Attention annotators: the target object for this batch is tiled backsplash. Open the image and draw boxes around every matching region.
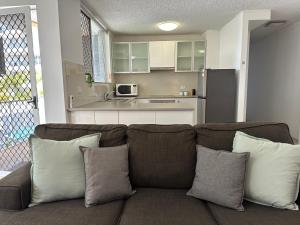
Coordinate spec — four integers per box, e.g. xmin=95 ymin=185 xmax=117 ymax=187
xmin=64 ymin=61 xmax=114 ymax=107
xmin=64 ymin=61 xmax=198 ymax=107
xmin=114 ymin=70 xmax=198 ymax=96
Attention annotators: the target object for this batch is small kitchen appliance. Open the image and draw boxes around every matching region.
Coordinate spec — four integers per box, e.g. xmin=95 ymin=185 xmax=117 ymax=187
xmin=116 ymin=84 xmax=138 ymax=96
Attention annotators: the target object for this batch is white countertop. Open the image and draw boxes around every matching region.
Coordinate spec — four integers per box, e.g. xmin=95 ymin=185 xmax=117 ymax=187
xmin=68 ymin=101 xmax=195 ymax=112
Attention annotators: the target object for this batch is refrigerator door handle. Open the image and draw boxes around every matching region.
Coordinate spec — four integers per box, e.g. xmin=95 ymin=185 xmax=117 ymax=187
xmin=203 ymin=69 xmax=207 ymax=98
xmin=201 ymin=99 xmax=206 ymax=124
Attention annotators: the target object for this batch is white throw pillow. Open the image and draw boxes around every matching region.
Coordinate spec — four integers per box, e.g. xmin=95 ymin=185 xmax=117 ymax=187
xmin=30 ymin=133 xmax=101 ymax=206
xmin=233 ymin=131 xmax=300 ymax=210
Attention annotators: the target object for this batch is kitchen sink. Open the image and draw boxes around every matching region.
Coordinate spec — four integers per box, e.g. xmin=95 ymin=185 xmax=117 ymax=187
xmin=105 ymin=98 xmax=134 ymax=103
xmin=131 ymin=99 xmax=179 ymax=104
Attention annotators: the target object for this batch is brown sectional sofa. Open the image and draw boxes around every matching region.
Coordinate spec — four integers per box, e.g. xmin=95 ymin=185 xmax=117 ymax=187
xmin=0 ymin=122 xmax=299 ymax=225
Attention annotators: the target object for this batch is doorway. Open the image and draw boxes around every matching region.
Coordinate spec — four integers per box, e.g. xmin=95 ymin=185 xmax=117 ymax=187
xmin=0 ymin=6 xmax=40 ymax=171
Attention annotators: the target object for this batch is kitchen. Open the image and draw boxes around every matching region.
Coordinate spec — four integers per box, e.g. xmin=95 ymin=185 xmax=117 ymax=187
xmin=67 ymin=32 xmax=237 ymax=125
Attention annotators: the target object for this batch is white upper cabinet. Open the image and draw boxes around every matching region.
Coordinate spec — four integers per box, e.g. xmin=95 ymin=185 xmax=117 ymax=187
xmin=112 ymin=42 xmax=150 ymax=73
xmin=193 ymin=41 xmax=206 ymax=71
xmin=149 ymin=41 xmax=175 ymax=69
xmin=175 ymin=41 xmax=206 ymax=72
xmin=112 ymin=43 xmax=130 ymax=73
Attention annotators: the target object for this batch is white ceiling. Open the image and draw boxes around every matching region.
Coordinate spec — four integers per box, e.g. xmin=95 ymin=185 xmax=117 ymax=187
xmin=84 ymin=0 xmax=300 ymax=35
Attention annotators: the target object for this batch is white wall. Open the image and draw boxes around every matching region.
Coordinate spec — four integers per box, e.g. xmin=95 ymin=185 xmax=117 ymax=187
xmin=1 ymin=0 xmax=67 ymax=123
xmin=219 ymin=13 xmax=243 ymax=69
xmin=247 ymin=21 xmax=300 ymax=140
xmin=58 ymin=0 xmax=83 ymax=64
xmin=219 ymin=10 xmax=271 ymax=122
xmin=200 ymin=30 xmax=220 ymax=69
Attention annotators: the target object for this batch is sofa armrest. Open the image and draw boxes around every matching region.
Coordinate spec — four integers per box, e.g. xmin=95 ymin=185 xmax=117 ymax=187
xmin=0 ymin=162 xmax=31 ymax=211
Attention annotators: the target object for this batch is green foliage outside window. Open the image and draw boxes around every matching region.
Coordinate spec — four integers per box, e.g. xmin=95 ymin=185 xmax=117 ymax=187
xmin=0 ymin=73 xmax=31 ymax=102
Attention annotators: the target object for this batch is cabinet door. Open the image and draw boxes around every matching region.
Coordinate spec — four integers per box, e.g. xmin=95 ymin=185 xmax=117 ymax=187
xmin=149 ymin=41 xmax=175 ymax=68
xmin=193 ymin=41 xmax=205 ymax=71
xmin=175 ymin=98 xmax=197 ymax=106
xmin=131 ymin=42 xmax=149 ymax=73
xmin=112 ymin=43 xmax=130 ymax=73
xmin=119 ymin=111 xmax=155 ymax=125
xmin=95 ymin=111 xmax=118 ymax=124
xmin=155 ymin=111 xmax=195 ymax=125
xmin=71 ymin=111 xmax=95 ymax=124
xmin=176 ymin=41 xmax=192 ymax=72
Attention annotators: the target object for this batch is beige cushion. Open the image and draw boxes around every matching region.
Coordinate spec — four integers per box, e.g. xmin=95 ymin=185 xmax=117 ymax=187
xmin=233 ymin=131 xmax=300 ymax=210
xmin=80 ymin=145 xmax=134 ymax=207
xmin=30 ymin=133 xmax=101 ymax=206
xmin=187 ymin=145 xmax=249 ymax=211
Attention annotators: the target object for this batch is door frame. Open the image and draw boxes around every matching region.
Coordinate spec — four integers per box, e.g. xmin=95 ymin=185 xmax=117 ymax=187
xmin=0 ymin=6 xmax=40 ymax=125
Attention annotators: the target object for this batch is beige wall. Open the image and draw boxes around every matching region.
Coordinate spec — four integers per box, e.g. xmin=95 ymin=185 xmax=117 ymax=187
xmin=113 ymin=34 xmax=201 ymax=96
xmin=115 ymin=71 xmax=198 ymax=96
xmin=64 ymin=61 xmax=114 ymax=110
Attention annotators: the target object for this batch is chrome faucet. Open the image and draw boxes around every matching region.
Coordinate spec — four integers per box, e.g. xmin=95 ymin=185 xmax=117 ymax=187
xmin=104 ymin=91 xmax=115 ymax=101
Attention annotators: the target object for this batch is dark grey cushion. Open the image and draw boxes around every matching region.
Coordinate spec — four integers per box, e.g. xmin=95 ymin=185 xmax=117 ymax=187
xmin=195 ymin=122 xmax=294 ymax=151
xmin=0 ymin=162 xmax=31 ymax=211
xmin=208 ymin=201 xmax=300 ymax=225
xmin=119 ymin=188 xmax=218 ymax=225
xmin=34 ymin=124 xmax=127 ymax=147
xmin=0 ymin=199 xmax=124 ymax=225
xmin=187 ymin=145 xmax=249 ymax=211
xmin=127 ymin=124 xmax=196 ymax=188
xmin=80 ymin=145 xmax=134 ymax=207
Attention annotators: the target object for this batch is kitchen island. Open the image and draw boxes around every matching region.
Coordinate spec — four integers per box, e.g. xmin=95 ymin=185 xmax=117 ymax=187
xmin=68 ymin=97 xmax=198 ymax=125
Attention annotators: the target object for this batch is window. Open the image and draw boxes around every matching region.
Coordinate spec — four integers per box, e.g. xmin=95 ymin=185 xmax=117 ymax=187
xmin=80 ymin=11 xmax=109 ymax=83
xmin=80 ymin=11 xmax=93 ymax=74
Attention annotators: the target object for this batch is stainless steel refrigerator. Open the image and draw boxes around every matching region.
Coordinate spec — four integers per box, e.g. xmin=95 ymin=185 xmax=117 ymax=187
xmin=197 ymin=69 xmax=236 ymax=123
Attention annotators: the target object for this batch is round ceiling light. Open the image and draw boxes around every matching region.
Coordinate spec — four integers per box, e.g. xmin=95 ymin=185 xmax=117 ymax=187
xmin=158 ymin=21 xmax=179 ymax=31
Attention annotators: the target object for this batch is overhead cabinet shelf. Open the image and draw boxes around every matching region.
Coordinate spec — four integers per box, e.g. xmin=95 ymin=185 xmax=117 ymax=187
xmin=112 ymin=42 xmax=150 ymax=73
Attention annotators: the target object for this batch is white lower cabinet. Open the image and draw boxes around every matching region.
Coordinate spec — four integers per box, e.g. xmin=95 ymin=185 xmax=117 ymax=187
xmin=70 ymin=111 xmax=95 ymax=124
xmin=71 ymin=110 xmax=195 ymax=125
xmin=118 ymin=111 xmax=156 ymax=125
xmin=95 ymin=111 xmax=118 ymax=124
xmin=156 ymin=111 xmax=194 ymax=125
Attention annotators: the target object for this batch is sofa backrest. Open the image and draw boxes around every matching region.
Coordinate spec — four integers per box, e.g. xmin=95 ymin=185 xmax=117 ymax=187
xmin=34 ymin=124 xmax=127 ymax=147
xmin=34 ymin=122 xmax=294 ymax=190
xmin=195 ymin=122 xmax=294 ymax=150
xmin=127 ymin=124 xmax=196 ymax=189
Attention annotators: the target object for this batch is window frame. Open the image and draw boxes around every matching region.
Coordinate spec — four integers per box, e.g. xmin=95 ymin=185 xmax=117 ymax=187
xmin=80 ymin=5 xmax=111 ymax=83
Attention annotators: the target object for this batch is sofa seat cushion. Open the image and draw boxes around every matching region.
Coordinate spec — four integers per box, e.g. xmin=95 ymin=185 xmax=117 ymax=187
xmin=0 ymin=199 xmax=124 ymax=225
xmin=208 ymin=201 xmax=300 ymax=225
xmin=119 ymin=188 xmax=218 ymax=225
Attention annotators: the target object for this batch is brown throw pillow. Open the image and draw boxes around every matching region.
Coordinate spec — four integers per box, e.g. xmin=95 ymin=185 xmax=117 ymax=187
xmin=80 ymin=145 xmax=134 ymax=207
xmin=187 ymin=145 xmax=249 ymax=211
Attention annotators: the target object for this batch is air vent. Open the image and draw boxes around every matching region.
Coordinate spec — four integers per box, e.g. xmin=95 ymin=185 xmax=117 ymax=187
xmin=264 ymin=20 xmax=287 ymax=28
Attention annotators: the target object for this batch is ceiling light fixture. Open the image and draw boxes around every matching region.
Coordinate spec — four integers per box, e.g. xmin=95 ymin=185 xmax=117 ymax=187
xmin=158 ymin=21 xmax=179 ymax=31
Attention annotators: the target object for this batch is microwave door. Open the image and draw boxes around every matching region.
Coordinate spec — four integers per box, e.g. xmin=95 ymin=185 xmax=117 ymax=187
xmin=117 ymin=86 xmax=131 ymax=95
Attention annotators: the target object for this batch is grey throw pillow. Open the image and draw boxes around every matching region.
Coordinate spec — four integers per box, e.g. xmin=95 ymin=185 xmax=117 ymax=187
xmin=80 ymin=144 xmax=134 ymax=207
xmin=187 ymin=145 xmax=249 ymax=211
